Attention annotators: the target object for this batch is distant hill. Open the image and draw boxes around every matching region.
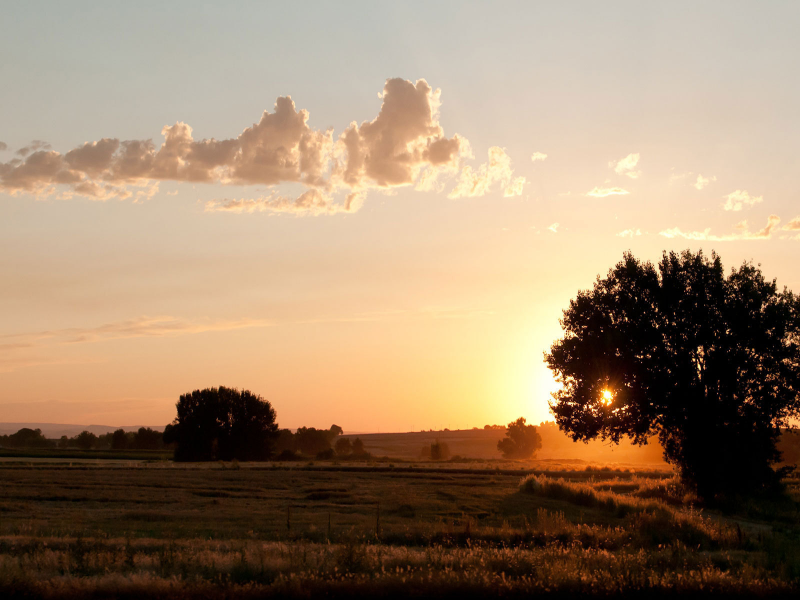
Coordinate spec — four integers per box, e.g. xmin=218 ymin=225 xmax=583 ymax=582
xmin=0 ymin=423 xmax=165 ymax=438
xmin=341 ymin=425 xmax=668 ymax=465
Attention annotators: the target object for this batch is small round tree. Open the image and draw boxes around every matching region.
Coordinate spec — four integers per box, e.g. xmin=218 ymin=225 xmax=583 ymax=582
xmin=497 ymin=417 xmax=542 ymax=458
xmin=546 ymin=250 xmax=800 ymax=499
xmin=164 ymin=386 xmax=279 ymax=462
xmin=335 ymin=437 xmax=353 ymax=456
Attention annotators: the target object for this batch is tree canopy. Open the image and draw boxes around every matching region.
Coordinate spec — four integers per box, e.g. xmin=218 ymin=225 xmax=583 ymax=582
xmin=497 ymin=418 xmax=542 ymax=459
xmin=164 ymin=386 xmax=279 ymax=462
xmin=274 ymin=425 xmax=343 ymax=457
xmin=546 ymin=250 xmax=800 ymax=498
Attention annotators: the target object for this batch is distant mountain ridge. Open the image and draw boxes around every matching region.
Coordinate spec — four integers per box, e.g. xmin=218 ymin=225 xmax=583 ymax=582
xmin=0 ymin=423 xmax=166 ymax=438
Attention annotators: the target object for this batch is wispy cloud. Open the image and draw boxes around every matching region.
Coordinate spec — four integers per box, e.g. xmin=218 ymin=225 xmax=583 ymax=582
xmin=617 ymin=228 xmax=642 ymax=238
xmin=694 ymin=174 xmax=716 ymax=190
xmin=530 ymin=152 xmax=548 ymax=162
xmin=722 ymin=189 xmax=763 ymax=211
xmin=2 ymin=315 xmax=271 ymax=346
xmin=449 ymin=146 xmax=525 ymax=198
xmin=547 ymin=222 xmax=559 ymax=233
xmin=610 ymin=153 xmax=640 ymax=179
xmin=587 ymin=186 xmax=629 ymax=198
xmin=782 ymin=216 xmax=800 ymax=231
xmin=669 ymin=171 xmax=692 ymax=183
xmin=0 ymin=316 xmax=272 ymax=373
xmin=659 ymin=215 xmax=781 ymax=241
xmin=204 ymin=190 xmax=362 ymax=216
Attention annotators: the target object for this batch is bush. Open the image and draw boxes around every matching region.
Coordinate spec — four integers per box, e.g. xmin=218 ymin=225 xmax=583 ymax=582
xmin=275 ymin=449 xmax=301 ymax=461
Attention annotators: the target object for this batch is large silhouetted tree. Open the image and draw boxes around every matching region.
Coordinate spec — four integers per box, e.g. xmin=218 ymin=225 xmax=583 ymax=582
xmin=164 ymin=386 xmax=279 ymax=461
xmin=497 ymin=418 xmax=542 ymax=459
xmin=546 ymin=250 xmax=800 ymax=499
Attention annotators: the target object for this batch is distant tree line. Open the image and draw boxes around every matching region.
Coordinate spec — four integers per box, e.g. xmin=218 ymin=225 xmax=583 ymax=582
xmin=275 ymin=426 xmax=369 ymax=460
xmin=0 ymin=428 xmax=52 ymax=449
xmin=0 ymin=427 xmax=166 ymax=451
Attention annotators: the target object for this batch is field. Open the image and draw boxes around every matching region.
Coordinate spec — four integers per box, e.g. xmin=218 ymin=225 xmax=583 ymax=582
xmin=1 ymin=461 xmax=799 ymax=598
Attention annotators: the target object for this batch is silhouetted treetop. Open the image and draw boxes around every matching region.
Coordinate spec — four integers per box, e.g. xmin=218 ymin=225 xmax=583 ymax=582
xmin=164 ymin=386 xmax=279 ymax=462
xmin=546 ymin=250 xmax=800 ymax=499
xmin=497 ymin=418 xmax=542 ymax=459
xmin=0 ymin=428 xmax=52 ymax=449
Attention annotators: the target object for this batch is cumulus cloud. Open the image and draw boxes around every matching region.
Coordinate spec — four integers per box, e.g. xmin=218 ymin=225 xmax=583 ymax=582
xmin=0 ymin=78 xmax=480 ymax=215
xmin=659 ymin=215 xmax=781 ymax=241
xmin=0 ymin=142 xmax=7 ymax=152
xmin=617 ymin=228 xmax=642 ymax=238
xmin=723 ymin=189 xmax=763 ymax=211
xmin=784 ymin=217 xmax=800 ymax=231
xmin=531 ymin=152 xmax=547 ymax=162
xmin=694 ymin=174 xmax=716 ymax=190
xmin=610 ymin=153 xmax=640 ymax=178
xmin=587 ymin=186 xmax=630 ymax=198
xmin=448 ymin=146 xmax=526 ymax=198
xmin=334 ymin=78 xmax=465 ymax=191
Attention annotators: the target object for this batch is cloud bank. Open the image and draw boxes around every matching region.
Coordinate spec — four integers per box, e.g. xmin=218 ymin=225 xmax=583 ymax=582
xmin=0 ymin=79 xmax=525 ymax=215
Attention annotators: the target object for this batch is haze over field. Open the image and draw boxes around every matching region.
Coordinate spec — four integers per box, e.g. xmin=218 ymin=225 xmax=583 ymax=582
xmin=2 ymin=1 xmax=800 ymax=434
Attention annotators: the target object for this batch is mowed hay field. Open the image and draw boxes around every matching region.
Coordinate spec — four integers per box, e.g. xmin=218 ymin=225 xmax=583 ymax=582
xmin=1 ymin=463 xmax=799 ymax=598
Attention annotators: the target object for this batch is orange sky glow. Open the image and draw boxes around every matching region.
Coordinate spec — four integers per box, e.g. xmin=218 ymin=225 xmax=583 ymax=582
xmin=1 ymin=3 xmax=799 ymax=431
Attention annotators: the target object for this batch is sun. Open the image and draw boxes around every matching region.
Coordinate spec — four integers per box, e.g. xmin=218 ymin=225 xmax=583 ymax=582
xmin=601 ymin=389 xmax=613 ymax=405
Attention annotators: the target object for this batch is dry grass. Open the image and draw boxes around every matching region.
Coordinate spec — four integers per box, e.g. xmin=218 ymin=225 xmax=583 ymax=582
xmin=0 ymin=463 xmax=797 ymax=597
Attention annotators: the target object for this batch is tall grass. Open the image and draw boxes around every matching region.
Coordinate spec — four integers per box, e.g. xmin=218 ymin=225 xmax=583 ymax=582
xmin=0 ymin=535 xmax=795 ymax=599
xmin=519 ymin=474 xmax=738 ymax=549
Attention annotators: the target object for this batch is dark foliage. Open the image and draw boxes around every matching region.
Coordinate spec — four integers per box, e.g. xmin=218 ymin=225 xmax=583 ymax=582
xmin=111 ymin=429 xmax=128 ymax=450
xmin=421 ymin=440 xmax=451 ymax=460
xmin=294 ymin=426 xmax=342 ymax=456
xmin=275 ymin=449 xmax=301 ymax=461
xmin=497 ymin=417 xmax=542 ymax=458
xmin=335 ymin=437 xmax=353 ymax=456
xmin=74 ymin=430 xmax=98 ymax=451
xmin=107 ymin=427 xmax=166 ymax=451
xmin=0 ymin=428 xmax=52 ymax=449
xmin=273 ymin=425 xmax=344 ymax=457
xmin=316 ymin=448 xmax=336 ymax=460
xmin=546 ymin=250 xmax=800 ymax=499
xmin=164 ymin=386 xmax=279 ymax=462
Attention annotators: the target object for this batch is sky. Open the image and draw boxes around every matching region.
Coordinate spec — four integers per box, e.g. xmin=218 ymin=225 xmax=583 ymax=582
xmin=1 ymin=1 xmax=799 ymax=431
